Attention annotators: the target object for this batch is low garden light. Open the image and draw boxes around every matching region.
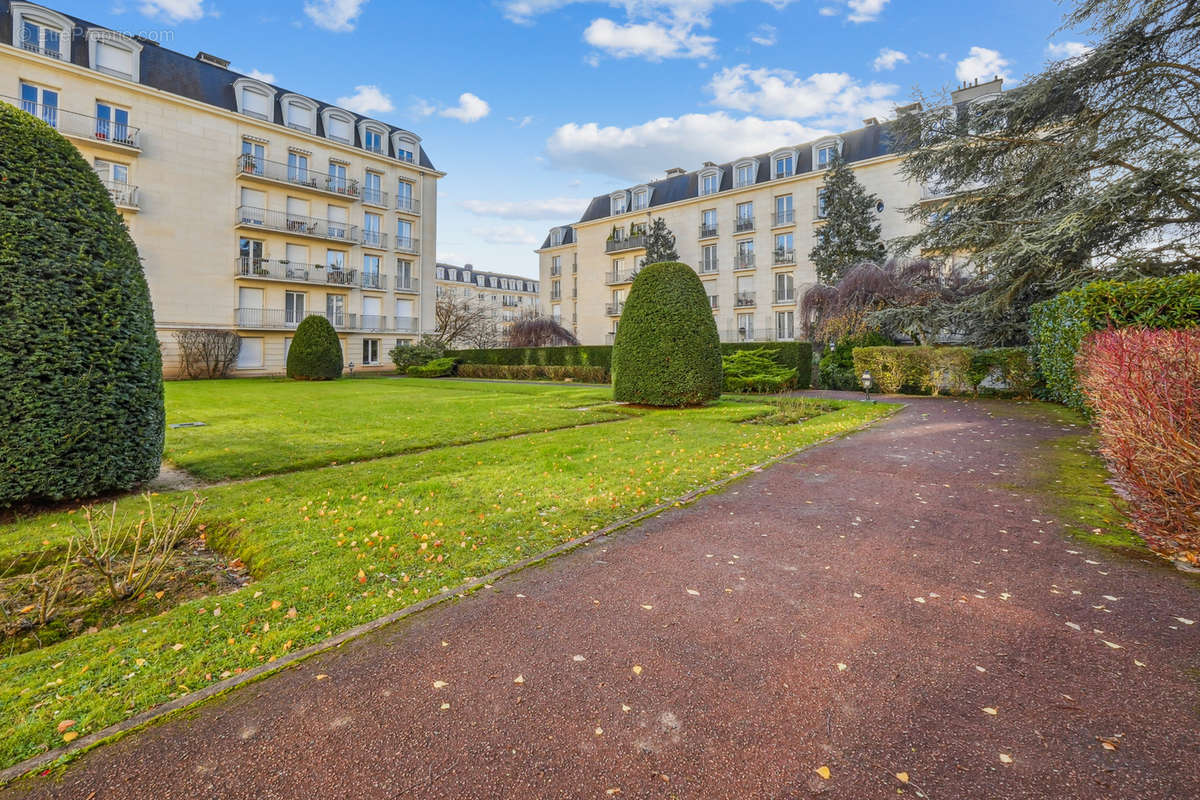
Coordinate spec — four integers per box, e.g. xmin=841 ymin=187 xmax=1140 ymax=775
xmin=861 ymin=371 xmax=874 ymax=402
xmin=347 ymin=361 xmax=355 ymax=375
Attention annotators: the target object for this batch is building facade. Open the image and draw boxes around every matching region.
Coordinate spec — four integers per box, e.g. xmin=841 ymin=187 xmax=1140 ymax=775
xmin=536 ymin=79 xmax=1002 ymax=346
xmin=434 ymin=263 xmax=540 ymax=344
xmin=0 ymin=1 xmax=442 ymax=376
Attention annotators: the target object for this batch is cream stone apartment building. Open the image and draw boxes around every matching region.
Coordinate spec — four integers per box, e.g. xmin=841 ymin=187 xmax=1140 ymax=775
xmin=434 ymin=263 xmax=540 ymax=343
xmin=537 ymin=79 xmax=1001 ymax=345
xmin=0 ymin=1 xmax=441 ymax=376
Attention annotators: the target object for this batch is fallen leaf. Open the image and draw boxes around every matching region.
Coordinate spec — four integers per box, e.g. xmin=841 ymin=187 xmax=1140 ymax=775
xmin=513 ymin=674 xmax=525 ymax=684
xmin=999 ymin=753 xmax=1013 ymax=764
xmin=982 ymin=707 xmax=998 ymax=715
xmin=1102 ymin=641 xmax=1123 ymax=649
xmin=1176 ymin=617 xmax=1195 ymax=625
xmin=640 ymin=604 xmax=653 ymax=611
xmin=913 ymin=597 xmax=926 ymax=604
xmin=595 ymin=727 xmax=603 ymax=735
xmin=440 ymin=702 xmax=450 ymax=710
xmin=172 ymin=643 xmax=185 ymax=652
xmin=62 ymin=731 xmax=78 ymax=743
xmin=686 ymin=589 xmax=700 ymax=596
xmin=432 ymin=680 xmax=448 ymax=689
xmin=56 ymin=720 xmax=76 ymax=734
xmin=621 ymin=704 xmax=632 ymax=713
xmin=896 ymin=772 xmax=909 ymax=784
xmin=814 ymin=766 xmax=831 ymax=780
xmin=632 ymin=665 xmax=643 ymax=676
xmin=836 ymin=663 xmax=848 ymax=672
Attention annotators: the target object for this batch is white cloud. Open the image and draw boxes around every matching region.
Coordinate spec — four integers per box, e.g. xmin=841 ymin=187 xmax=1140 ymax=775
xmin=462 ymin=197 xmax=589 ymax=220
xmin=440 ymin=93 xmax=491 ymax=123
xmin=335 ymin=85 xmax=394 ymax=115
xmin=546 ymin=112 xmax=829 ymax=183
xmin=750 ymin=24 xmax=777 ymax=47
xmin=956 ymin=46 xmax=1010 ymax=82
xmin=872 ymin=47 xmax=908 ymax=71
xmin=847 ymin=0 xmax=889 ymax=22
xmin=237 ymin=68 xmax=276 ymax=84
xmin=138 ymin=0 xmax=205 ymax=21
xmin=708 ymin=65 xmax=898 ymax=128
xmin=470 ymin=225 xmax=541 ymax=246
xmin=1047 ymin=41 xmax=1092 ymax=59
xmin=412 ymin=98 xmax=438 ymax=117
xmin=583 ymin=18 xmax=715 ymax=60
xmin=303 ymin=0 xmax=367 ymax=32
xmin=818 ymin=6 xmax=837 ymax=14
xmin=509 ymin=115 xmax=535 ymax=128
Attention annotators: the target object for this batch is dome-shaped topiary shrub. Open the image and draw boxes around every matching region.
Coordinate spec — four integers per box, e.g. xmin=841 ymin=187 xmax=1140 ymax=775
xmin=0 ymin=103 xmax=164 ymax=506
xmin=612 ymin=261 xmax=723 ymax=406
xmin=287 ymin=315 xmax=343 ymax=380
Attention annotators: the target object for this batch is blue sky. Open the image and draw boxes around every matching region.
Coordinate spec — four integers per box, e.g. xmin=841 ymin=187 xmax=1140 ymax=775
xmin=66 ymin=0 xmax=1091 ymax=276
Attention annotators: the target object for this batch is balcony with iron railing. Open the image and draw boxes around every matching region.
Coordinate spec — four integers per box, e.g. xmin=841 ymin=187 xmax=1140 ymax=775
xmin=236 ymin=154 xmax=361 ymax=199
xmin=361 ymin=230 xmax=389 ymax=250
xmin=699 ymin=223 xmax=718 ymax=239
xmin=362 ymin=188 xmax=389 ymax=208
xmin=605 ymin=234 xmax=647 ymax=254
xmin=395 ymin=236 xmax=420 ymax=254
xmin=735 ymin=217 xmax=755 ymax=233
xmin=605 ymin=302 xmax=624 ymax=316
xmin=550 ymin=264 xmax=562 ymax=277
xmin=772 ymin=288 xmax=796 ymax=304
xmin=709 ymin=298 xmax=720 ymax=311
xmin=20 ymin=40 xmax=62 ymax=59
xmin=394 ymin=276 xmax=419 ymax=293
xmin=605 ymin=268 xmax=640 ymax=285
xmin=235 ymin=308 xmax=417 ymax=332
xmin=235 ymin=257 xmax=367 ymax=287
xmin=105 ymin=181 xmax=139 ymax=211
xmin=396 ymin=195 xmax=421 ymax=214
xmin=237 ymin=206 xmax=361 ymax=244
xmin=734 ymin=291 xmax=756 ymax=308
xmin=771 ymin=209 xmax=795 ymax=227
xmin=719 ymin=327 xmax=794 ymax=343
xmin=699 ymin=259 xmax=719 ymax=275
xmin=550 ymin=290 xmax=562 ymax=301
xmin=394 ymin=316 xmax=419 ymax=333
xmin=359 ymin=270 xmax=387 ymax=290
xmin=773 ymin=248 xmax=796 ymax=266
xmin=733 ymin=253 xmax=756 ymax=270
xmin=4 ymin=96 xmax=141 ymax=150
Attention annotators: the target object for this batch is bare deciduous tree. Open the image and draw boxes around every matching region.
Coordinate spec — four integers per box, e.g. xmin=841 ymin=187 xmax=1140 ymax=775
xmin=175 ymin=329 xmax=241 ymax=378
xmin=506 ymin=316 xmax=580 ymax=347
xmin=433 ymin=296 xmax=495 ymax=347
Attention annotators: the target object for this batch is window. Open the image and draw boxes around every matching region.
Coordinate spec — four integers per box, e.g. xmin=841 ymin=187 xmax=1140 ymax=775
xmin=700 ymin=170 xmax=720 ymax=196
xmin=735 ymin=162 xmax=756 ymax=188
xmin=241 ymin=189 xmax=267 ymax=223
xmin=95 ymin=42 xmax=133 ymax=79
xmin=774 ymin=194 xmax=794 ymax=225
xmin=701 ymin=244 xmax=718 ymax=273
xmin=814 ymin=140 xmax=840 ymax=168
xmin=363 ymin=254 xmax=381 ymax=286
xmin=364 ymin=129 xmax=383 ymax=153
xmin=362 ymin=339 xmax=380 ymax=366
xmin=551 ymin=255 xmax=561 ymax=276
xmin=236 ymin=337 xmax=264 ymax=369
xmin=736 ymin=313 xmax=754 ymax=340
xmin=288 ymin=152 xmax=310 ymax=184
xmin=322 ymin=109 xmax=354 ymax=144
xmin=774 ymin=154 xmax=793 ymax=179
xmin=736 ymin=202 xmax=754 ymax=232
xmin=328 ymin=162 xmax=349 ymax=194
xmin=436 ymin=267 xmax=445 ymax=280
xmin=736 ymin=238 xmax=755 ymax=268
xmin=362 ymin=296 xmax=382 ymax=327
xmin=326 ymin=294 xmax=345 ymax=326
xmin=285 ymin=291 xmax=306 ymax=325
xmin=364 ymin=213 xmax=382 ymax=248
xmin=19 ymin=82 xmax=57 ymax=126
xmin=552 ymin=304 xmax=561 ymax=321
xmin=95 ymin=102 xmax=132 ymax=145
xmin=397 ymin=219 xmax=413 ymax=249
xmin=631 ymin=186 xmax=650 ymax=210
xmin=775 ymin=311 xmax=795 ymax=340
xmin=327 ymin=205 xmax=348 ymax=239
xmin=281 ymin=94 xmax=317 ymax=133
xmin=286 ymin=243 xmax=308 ymax=266
xmin=700 ymin=209 xmax=717 ymax=237
xmin=396 ymin=145 xmax=415 ymax=163
xmin=392 ymin=133 xmax=419 ymax=163
xmin=550 ymin=228 xmax=564 ymax=247
xmin=611 ymin=192 xmax=627 ymax=215
xmin=234 ymin=78 xmax=275 ymax=120
xmin=238 ymin=238 xmax=264 ymax=273
xmin=775 ymin=271 xmax=795 ymax=303
xmin=397 ymin=181 xmax=414 ymax=212
xmin=92 ymin=159 xmax=128 ymax=186
xmin=774 ymin=233 xmax=794 ymax=264
xmin=241 ymin=140 xmax=265 ymax=175
xmin=364 ymin=172 xmax=383 ymax=205
xmin=817 ymin=188 xmax=829 ymax=218
xmin=397 ymin=259 xmax=414 ymax=289
xmin=326 ymin=249 xmax=346 ymax=271
xmin=14 ymin=5 xmax=71 ymax=60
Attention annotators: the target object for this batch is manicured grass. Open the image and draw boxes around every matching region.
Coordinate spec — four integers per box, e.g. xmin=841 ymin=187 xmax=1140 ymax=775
xmin=164 ymin=378 xmax=624 ymax=480
xmin=0 ymin=380 xmax=893 ymax=771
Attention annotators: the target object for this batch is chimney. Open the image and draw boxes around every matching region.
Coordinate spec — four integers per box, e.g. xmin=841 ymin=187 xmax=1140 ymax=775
xmin=862 ymin=117 xmax=879 ymax=126
xmin=196 ymin=51 xmax=231 ymax=69
xmin=951 ymin=76 xmax=1003 ymax=104
xmin=665 ymin=167 xmax=686 ymax=177
xmin=702 ymin=161 xmax=716 ymax=168
xmin=896 ymin=102 xmax=923 ymax=115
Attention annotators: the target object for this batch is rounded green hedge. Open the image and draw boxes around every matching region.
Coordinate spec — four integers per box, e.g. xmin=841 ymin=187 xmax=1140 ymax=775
xmin=0 ymin=103 xmax=164 ymax=506
xmin=286 ymin=316 xmax=343 ymax=380
xmin=612 ymin=261 xmax=722 ymax=406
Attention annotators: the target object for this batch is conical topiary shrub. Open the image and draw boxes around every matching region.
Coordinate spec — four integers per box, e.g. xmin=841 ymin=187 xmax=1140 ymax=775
xmin=287 ymin=315 xmax=343 ymax=380
xmin=612 ymin=261 xmax=723 ymax=406
xmin=0 ymin=103 xmax=164 ymax=506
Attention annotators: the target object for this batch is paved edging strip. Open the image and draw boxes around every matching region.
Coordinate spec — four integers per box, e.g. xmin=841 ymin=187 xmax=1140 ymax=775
xmin=0 ymin=403 xmax=901 ymax=787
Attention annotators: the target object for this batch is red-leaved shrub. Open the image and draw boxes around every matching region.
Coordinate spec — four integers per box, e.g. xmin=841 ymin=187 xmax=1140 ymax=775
xmin=1077 ymin=328 xmax=1200 ymax=564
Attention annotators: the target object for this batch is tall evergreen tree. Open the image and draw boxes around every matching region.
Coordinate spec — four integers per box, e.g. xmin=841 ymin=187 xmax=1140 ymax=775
xmin=644 ymin=217 xmax=679 ymax=264
xmin=893 ymin=0 xmax=1200 ymax=345
xmin=809 ymin=154 xmax=886 ymax=284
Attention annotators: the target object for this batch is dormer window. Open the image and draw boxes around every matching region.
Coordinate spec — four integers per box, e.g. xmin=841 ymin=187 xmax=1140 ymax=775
xmin=281 ymin=94 xmax=318 ymax=133
xmin=550 ymin=228 xmax=564 ymax=247
xmin=86 ymin=30 xmax=143 ymax=82
xmin=699 ymin=168 xmax=721 ymax=196
xmin=391 ymin=131 xmax=420 ymax=164
xmin=12 ymin=3 xmax=71 ymax=61
xmin=771 ymin=148 xmax=797 ymax=179
xmin=610 ymin=192 xmax=627 ymax=215
xmin=631 ymin=185 xmax=652 ymax=210
xmin=734 ymin=159 xmax=757 ymax=188
xmin=321 ymin=108 xmax=355 ymax=144
xmin=233 ymin=77 xmax=276 ymax=121
xmin=814 ymin=138 xmax=842 ymax=169
xmin=354 ymin=120 xmax=388 ymax=154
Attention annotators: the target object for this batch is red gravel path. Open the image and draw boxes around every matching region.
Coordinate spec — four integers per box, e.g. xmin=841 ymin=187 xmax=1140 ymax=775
xmin=6 ymin=398 xmax=1199 ymax=799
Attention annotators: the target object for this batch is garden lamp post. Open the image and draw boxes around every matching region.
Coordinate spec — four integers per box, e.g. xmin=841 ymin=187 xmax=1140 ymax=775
xmin=861 ymin=371 xmax=873 ymax=402
xmin=348 ymin=361 xmax=355 ymax=376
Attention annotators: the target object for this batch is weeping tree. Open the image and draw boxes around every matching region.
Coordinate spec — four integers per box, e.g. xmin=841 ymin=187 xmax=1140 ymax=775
xmin=643 ymin=217 xmax=679 ymax=264
xmin=809 ymin=153 xmax=886 ymax=284
xmin=893 ymin=0 xmax=1200 ymax=345
xmin=506 ymin=316 xmax=579 ymax=347
xmin=800 ymin=259 xmax=976 ymax=345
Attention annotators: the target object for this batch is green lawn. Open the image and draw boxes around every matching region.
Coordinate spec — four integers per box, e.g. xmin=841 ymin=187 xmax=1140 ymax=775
xmin=0 ymin=379 xmax=892 ymax=771
xmin=164 ymin=377 xmax=625 ymax=480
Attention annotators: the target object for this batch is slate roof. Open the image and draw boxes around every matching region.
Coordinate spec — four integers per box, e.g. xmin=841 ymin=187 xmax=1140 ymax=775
xmin=538 ymin=225 xmax=576 ymax=251
xmin=436 ymin=262 xmax=539 ymax=292
xmin=574 ymin=121 xmax=896 ymax=225
xmin=0 ymin=0 xmax=437 ymax=171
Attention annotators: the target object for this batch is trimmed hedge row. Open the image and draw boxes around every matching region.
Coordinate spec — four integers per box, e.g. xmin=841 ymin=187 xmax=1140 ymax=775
xmin=450 ymin=341 xmax=813 ymax=389
xmin=722 ymin=348 xmax=799 ymax=393
xmin=456 ymin=364 xmax=610 ymax=383
xmin=406 ymin=357 xmax=457 ymax=377
xmin=1029 ymin=274 xmax=1200 ymax=411
xmin=851 ymin=346 xmax=1037 ymax=397
xmin=1 ymin=102 xmax=163 ymax=505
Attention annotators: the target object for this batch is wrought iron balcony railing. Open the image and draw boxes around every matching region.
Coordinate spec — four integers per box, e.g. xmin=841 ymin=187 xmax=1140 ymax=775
xmin=237 ymin=154 xmax=361 ymax=198
xmin=236 ymin=206 xmax=361 ymax=243
xmin=4 ymin=96 xmax=141 ymax=149
xmin=605 ymin=234 xmax=647 ymax=254
xmin=734 ymin=291 xmax=756 ymax=308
